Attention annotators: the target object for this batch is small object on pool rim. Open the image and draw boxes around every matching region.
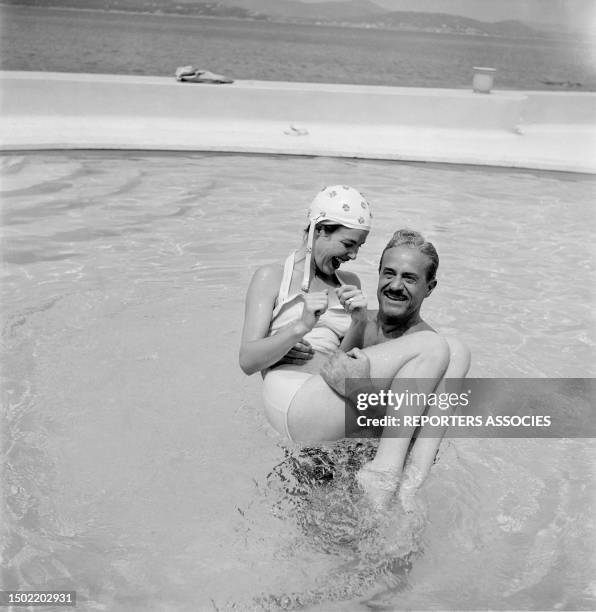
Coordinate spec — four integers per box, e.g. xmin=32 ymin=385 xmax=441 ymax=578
xmin=284 ymin=124 xmax=309 ymax=136
xmin=175 ymin=65 xmax=233 ymax=84
xmin=473 ymin=66 xmax=496 ymax=94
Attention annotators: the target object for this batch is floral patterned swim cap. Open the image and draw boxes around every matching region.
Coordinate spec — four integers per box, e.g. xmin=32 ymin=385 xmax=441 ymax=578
xmin=307 ymin=185 xmax=372 ymax=231
xmin=301 ymin=185 xmax=372 ymax=291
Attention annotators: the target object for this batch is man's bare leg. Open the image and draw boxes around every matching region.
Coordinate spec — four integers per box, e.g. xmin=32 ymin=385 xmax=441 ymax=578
xmin=398 ymin=336 xmax=471 ymax=510
xmin=356 ymin=334 xmax=451 ymax=508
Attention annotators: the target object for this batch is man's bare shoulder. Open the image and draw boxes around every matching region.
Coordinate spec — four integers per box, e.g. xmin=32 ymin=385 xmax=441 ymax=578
xmin=361 ymin=315 xmax=436 ymax=346
xmin=404 ymin=320 xmax=436 ymax=335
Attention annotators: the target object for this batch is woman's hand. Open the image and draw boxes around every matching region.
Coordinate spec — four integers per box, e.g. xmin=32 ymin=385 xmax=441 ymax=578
xmin=299 ymin=290 xmax=329 ymax=332
xmin=337 ymin=285 xmax=367 ymax=323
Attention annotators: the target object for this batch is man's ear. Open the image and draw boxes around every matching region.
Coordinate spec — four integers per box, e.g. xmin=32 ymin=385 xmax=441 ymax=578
xmin=426 ymin=278 xmax=437 ymax=296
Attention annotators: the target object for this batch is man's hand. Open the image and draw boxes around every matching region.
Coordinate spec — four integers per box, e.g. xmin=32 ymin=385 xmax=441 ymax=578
xmin=320 ymin=348 xmax=371 ymax=397
xmin=273 ymin=340 xmax=314 ymax=366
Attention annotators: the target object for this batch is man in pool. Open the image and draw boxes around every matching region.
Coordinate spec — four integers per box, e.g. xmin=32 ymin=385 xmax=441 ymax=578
xmin=280 ymin=229 xmax=470 ymax=508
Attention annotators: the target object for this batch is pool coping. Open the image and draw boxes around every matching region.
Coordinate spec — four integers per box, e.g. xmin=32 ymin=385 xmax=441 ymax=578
xmin=1 ymin=71 xmax=595 ymax=174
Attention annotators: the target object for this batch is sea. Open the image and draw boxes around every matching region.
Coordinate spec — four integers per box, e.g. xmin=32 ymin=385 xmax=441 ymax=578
xmin=1 ymin=5 xmax=596 ymax=90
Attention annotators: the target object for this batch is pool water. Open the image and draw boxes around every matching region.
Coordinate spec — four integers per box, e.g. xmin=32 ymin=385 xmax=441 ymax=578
xmin=1 ymin=152 xmax=595 ymax=611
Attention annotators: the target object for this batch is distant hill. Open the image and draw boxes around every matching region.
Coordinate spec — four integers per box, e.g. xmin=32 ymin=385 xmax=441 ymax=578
xmin=1 ymin=0 xmax=549 ymax=37
xmin=0 ymin=0 xmax=261 ymax=18
xmin=344 ymin=11 xmax=544 ymax=37
xmin=371 ymin=0 xmax=596 ymax=37
xmin=209 ymin=1 xmax=551 ymax=37
xmin=1 ymin=0 xmax=385 ymax=21
xmin=218 ymin=0 xmax=385 ymax=20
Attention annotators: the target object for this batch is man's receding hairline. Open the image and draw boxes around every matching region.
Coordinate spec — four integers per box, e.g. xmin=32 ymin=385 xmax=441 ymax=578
xmin=379 ymin=243 xmax=437 ymax=281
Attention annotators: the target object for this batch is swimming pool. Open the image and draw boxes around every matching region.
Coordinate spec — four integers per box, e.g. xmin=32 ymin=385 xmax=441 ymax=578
xmin=2 ymin=151 xmax=595 ymax=610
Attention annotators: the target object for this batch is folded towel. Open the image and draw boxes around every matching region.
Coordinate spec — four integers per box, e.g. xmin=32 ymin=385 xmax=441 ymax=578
xmin=175 ymin=66 xmax=233 ymax=84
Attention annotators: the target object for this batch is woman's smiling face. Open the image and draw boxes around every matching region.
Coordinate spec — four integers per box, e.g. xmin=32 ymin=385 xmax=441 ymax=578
xmin=313 ymin=226 xmax=369 ymax=275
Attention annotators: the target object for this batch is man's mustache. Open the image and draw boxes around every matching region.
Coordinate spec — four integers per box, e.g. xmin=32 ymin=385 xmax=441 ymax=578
xmin=383 ymin=290 xmax=408 ymax=299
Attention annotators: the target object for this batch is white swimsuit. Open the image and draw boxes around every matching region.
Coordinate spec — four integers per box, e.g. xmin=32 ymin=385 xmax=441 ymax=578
xmin=262 ymin=252 xmax=352 ymax=440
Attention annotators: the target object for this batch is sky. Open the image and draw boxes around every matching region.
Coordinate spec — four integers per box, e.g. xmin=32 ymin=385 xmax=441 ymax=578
xmin=298 ymin=0 xmax=596 ymax=28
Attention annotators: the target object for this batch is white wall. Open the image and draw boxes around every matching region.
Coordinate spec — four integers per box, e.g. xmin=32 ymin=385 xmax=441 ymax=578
xmin=2 ymin=71 xmax=595 ymax=173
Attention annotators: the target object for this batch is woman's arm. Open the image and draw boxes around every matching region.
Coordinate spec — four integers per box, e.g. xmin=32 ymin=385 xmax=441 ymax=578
xmin=336 ymin=274 xmax=369 ymax=352
xmin=240 ymin=264 xmax=330 ymax=376
xmin=340 ymin=316 xmax=370 ymax=352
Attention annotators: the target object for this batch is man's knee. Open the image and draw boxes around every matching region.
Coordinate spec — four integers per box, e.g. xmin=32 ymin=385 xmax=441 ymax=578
xmin=417 ymin=331 xmax=450 ymax=375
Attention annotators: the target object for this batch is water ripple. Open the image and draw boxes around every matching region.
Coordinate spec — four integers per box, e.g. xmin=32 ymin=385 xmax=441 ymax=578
xmin=2 ymin=151 xmax=595 ymax=610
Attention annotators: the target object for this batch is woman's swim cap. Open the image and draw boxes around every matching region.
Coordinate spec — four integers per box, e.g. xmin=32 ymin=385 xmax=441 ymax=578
xmin=307 ymin=185 xmax=372 ymax=230
xmin=302 ymin=185 xmax=372 ymax=291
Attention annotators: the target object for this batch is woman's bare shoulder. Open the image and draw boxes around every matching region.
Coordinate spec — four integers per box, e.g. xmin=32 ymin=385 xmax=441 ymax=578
xmin=248 ymin=263 xmax=285 ymax=298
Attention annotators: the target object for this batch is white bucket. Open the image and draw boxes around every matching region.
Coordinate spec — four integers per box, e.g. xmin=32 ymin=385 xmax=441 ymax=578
xmin=473 ymin=67 xmax=496 ymax=93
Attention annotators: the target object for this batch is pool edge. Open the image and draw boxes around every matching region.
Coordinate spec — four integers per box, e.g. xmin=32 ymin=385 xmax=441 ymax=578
xmin=1 ymin=71 xmax=595 ymax=174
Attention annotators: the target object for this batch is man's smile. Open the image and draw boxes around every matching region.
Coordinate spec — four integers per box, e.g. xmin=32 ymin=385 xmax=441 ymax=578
xmin=383 ymin=291 xmax=408 ymax=302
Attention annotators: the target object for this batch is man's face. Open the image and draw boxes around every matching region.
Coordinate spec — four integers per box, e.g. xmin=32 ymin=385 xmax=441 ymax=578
xmin=377 ymin=246 xmax=436 ymax=319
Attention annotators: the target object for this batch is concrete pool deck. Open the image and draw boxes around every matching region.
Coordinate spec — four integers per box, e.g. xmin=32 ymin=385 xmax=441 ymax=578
xmin=1 ymin=71 xmax=595 ymax=173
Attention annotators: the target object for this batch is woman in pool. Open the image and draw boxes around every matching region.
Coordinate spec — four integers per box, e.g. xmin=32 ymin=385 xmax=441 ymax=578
xmin=239 ymin=186 xmax=450 ymax=506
